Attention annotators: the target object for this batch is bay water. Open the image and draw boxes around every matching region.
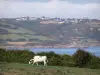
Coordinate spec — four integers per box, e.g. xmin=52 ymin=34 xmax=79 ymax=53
xmin=30 ymin=47 xmax=100 ymax=56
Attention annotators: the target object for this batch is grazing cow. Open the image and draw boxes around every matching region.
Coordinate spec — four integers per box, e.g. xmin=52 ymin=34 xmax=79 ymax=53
xmin=29 ymin=56 xmax=48 ymax=66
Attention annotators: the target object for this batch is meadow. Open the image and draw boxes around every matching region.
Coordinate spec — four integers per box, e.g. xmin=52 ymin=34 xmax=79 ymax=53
xmin=0 ymin=63 xmax=100 ymax=75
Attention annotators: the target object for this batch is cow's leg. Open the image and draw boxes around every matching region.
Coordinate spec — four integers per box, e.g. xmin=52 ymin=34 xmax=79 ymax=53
xmin=36 ymin=62 xmax=38 ymax=66
xmin=29 ymin=59 xmax=32 ymax=64
xmin=46 ymin=62 xmax=47 ymax=66
xmin=29 ymin=61 xmax=31 ymax=64
xmin=32 ymin=61 xmax=35 ymax=65
xmin=44 ymin=61 xmax=47 ymax=66
xmin=45 ymin=62 xmax=47 ymax=66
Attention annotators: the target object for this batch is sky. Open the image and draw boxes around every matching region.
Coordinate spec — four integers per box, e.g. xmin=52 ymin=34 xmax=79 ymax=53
xmin=0 ymin=0 xmax=100 ymax=19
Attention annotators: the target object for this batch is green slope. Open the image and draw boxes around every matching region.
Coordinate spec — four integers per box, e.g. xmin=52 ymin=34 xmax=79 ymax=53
xmin=0 ymin=34 xmax=25 ymax=40
xmin=0 ymin=20 xmax=55 ymax=42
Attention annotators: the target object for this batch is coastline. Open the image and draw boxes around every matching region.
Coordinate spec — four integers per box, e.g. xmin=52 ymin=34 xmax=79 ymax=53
xmin=0 ymin=45 xmax=94 ymax=50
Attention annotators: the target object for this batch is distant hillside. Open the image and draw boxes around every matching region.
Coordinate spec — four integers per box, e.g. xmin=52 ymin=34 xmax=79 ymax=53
xmin=0 ymin=20 xmax=56 ymax=45
xmin=0 ymin=19 xmax=100 ymax=46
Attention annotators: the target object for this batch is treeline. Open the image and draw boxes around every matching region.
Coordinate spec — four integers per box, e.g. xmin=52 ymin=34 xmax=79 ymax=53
xmin=0 ymin=48 xmax=100 ymax=69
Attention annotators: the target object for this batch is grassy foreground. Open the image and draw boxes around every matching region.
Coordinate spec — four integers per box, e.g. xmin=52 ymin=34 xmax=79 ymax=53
xmin=0 ymin=63 xmax=100 ymax=75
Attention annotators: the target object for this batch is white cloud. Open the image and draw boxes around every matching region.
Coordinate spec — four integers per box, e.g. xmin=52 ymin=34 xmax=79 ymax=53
xmin=0 ymin=0 xmax=100 ymax=19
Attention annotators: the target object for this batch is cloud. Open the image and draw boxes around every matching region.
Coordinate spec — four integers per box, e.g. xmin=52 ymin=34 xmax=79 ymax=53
xmin=0 ymin=0 xmax=100 ymax=19
xmin=61 ymin=0 xmax=100 ymax=4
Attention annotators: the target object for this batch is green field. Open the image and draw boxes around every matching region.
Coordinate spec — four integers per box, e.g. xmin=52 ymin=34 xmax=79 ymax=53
xmin=0 ymin=20 xmax=55 ymax=41
xmin=0 ymin=34 xmax=54 ymax=41
xmin=0 ymin=63 xmax=100 ymax=75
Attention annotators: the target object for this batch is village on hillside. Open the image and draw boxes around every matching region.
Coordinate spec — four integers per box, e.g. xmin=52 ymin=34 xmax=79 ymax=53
xmin=15 ymin=16 xmax=96 ymax=24
xmin=0 ymin=16 xmax=100 ymax=49
xmin=2 ymin=16 xmax=99 ymax=24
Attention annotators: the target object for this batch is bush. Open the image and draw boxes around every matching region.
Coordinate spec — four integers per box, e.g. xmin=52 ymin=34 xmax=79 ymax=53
xmin=0 ymin=48 xmax=6 ymax=62
xmin=87 ymin=55 xmax=100 ymax=69
xmin=4 ymin=49 xmax=35 ymax=63
xmin=72 ymin=49 xmax=92 ymax=68
xmin=60 ymin=54 xmax=75 ymax=67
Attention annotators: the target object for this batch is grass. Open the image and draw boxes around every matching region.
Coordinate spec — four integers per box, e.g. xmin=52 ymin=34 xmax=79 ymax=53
xmin=0 ymin=34 xmax=25 ymax=40
xmin=0 ymin=63 xmax=100 ymax=75
xmin=0 ymin=20 xmax=54 ymax=41
xmin=30 ymin=35 xmax=54 ymax=41
xmin=0 ymin=34 xmax=54 ymax=41
xmin=0 ymin=21 xmax=16 ymax=28
xmin=7 ymin=27 xmax=36 ymax=34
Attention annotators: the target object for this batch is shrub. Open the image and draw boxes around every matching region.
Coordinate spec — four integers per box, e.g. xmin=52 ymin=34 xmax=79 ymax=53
xmin=4 ymin=49 xmax=35 ymax=63
xmin=0 ymin=48 xmax=6 ymax=62
xmin=87 ymin=55 xmax=100 ymax=69
xmin=72 ymin=49 xmax=92 ymax=68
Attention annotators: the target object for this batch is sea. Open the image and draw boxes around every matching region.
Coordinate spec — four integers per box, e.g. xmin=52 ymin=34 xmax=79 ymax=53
xmin=29 ymin=46 xmax=100 ymax=56
xmin=6 ymin=46 xmax=100 ymax=56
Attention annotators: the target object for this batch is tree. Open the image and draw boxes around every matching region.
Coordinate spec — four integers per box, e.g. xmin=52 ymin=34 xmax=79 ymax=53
xmin=73 ymin=49 xmax=92 ymax=68
xmin=87 ymin=55 xmax=100 ymax=69
xmin=0 ymin=48 xmax=6 ymax=62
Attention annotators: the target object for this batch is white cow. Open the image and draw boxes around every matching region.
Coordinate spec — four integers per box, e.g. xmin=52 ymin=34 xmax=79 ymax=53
xmin=29 ymin=56 xmax=48 ymax=66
